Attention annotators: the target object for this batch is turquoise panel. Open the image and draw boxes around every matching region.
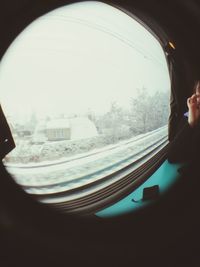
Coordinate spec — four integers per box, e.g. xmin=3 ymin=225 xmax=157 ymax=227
xmin=96 ymin=160 xmax=182 ymax=218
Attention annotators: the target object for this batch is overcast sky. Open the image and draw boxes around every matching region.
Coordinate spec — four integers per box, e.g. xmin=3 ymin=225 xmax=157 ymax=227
xmin=0 ymin=1 xmax=170 ymax=123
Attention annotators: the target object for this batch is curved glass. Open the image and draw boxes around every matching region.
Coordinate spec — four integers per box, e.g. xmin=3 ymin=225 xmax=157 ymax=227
xmin=0 ymin=1 xmax=170 ymax=198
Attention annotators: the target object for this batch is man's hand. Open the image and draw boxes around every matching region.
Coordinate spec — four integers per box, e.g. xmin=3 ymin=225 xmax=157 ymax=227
xmin=187 ymin=93 xmax=200 ymax=127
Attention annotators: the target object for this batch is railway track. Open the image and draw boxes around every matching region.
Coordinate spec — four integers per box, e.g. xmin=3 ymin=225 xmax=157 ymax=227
xmin=5 ymin=126 xmax=168 ymax=197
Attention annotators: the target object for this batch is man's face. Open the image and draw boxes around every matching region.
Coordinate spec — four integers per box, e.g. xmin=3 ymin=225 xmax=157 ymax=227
xmin=195 ymin=82 xmax=200 ymax=106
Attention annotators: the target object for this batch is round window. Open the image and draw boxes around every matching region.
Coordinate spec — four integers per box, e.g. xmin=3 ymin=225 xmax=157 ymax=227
xmin=0 ymin=1 xmax=170 ymax=205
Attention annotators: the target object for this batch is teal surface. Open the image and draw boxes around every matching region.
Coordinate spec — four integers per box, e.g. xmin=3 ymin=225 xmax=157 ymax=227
xmin=96 ymin=160 xmax=182 ymax=218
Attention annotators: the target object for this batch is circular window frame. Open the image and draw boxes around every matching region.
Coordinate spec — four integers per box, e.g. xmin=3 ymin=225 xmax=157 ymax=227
xmin=1 ymin=0 xmax=200 ymax=265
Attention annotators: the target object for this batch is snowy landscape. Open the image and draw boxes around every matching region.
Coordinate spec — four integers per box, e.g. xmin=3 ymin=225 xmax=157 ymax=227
xmin=6 ymin=126 xmax=167 ymax=197
xmin=4 ymin=88 xmax=169 ymax=165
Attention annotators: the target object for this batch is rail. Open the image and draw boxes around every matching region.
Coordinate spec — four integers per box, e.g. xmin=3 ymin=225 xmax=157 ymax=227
xmin=5 ymin=126 xmax=168 ymax=201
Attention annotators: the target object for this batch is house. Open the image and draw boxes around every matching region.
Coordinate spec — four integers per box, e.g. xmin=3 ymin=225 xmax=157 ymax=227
xmin=33 ymin=117 xmax=98 ymax=142
xmin=45 ymin=119 xmax=70 ymax=141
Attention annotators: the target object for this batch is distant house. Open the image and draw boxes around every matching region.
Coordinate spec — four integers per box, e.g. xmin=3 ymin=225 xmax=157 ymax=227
xmin=45 ymin=119 xmax=71 ymax=141
xmin=7 ymin=116 xmax=36 ymax=139
xmin=13 ymin=124 xmax=33 ymax=138
xmin=33 ymin=117 xmax=98 ymax=142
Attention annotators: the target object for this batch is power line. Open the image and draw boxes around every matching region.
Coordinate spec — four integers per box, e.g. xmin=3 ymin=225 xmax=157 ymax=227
xmin=41 ymin=15 xmax=167 ymax=71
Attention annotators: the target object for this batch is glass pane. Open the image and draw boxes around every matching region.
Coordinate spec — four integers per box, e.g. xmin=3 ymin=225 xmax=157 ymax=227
xmin=0 ymin=1 xmax=170 ymax=196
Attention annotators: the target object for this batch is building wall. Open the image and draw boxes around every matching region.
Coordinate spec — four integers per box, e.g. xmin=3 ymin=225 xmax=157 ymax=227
xmin=46 ymin=128 xmax=71 ymax=141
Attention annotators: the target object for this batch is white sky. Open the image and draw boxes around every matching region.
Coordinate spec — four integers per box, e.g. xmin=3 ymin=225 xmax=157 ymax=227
xmin=0 ymin=1 xmax=170 ymax=123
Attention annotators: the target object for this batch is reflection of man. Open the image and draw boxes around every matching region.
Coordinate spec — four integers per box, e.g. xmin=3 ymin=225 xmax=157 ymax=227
xmin=0 ymin=104 xmax=15 ymax=160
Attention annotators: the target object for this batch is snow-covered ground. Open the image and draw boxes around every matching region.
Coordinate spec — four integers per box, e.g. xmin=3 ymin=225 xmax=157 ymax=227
xmin=5 ymin=126 xmax=167 ymax=195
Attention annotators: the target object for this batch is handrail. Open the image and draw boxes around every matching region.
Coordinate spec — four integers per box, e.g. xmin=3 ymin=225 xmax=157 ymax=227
xmin=5 ymin=126 xmax=168 ymax=207
xmin=41 ymin=142 xmax=169 ymax=213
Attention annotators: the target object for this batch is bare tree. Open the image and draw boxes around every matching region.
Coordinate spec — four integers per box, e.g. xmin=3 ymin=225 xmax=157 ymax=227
xmin=129 ymin=87 xmax=169 ymax=133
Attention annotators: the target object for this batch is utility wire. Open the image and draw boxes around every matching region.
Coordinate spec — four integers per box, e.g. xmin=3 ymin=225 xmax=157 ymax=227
xmin=40 ymin=15 xmax=167 ymax=71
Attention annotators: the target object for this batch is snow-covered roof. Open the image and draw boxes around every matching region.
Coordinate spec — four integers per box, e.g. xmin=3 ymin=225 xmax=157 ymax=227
xmin=34 ymin=117 xmax=98 ymax=140
xmin=46 ymin=119 xmax=70 ymax=129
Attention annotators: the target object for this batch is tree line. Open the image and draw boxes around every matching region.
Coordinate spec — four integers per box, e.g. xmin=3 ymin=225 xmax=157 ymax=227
xmin=87 ymin=88 xmax=169 ymax=143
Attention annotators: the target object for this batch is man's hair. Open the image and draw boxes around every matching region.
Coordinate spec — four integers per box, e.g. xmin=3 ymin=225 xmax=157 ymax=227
xmin=193 ymin=80 xmax=200 ymax=93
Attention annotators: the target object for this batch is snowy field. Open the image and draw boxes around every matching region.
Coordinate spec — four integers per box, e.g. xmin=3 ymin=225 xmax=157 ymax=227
xmin=5 ymin=126 xmax=168 ymax=195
